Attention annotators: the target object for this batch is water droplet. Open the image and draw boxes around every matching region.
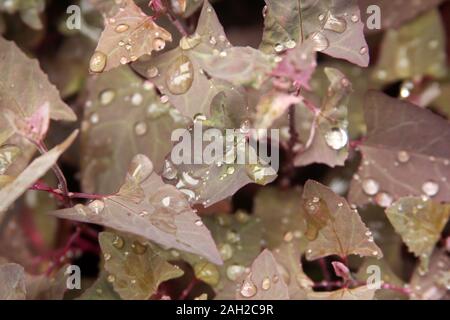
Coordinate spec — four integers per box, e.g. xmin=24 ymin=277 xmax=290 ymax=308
xmin=153 ymin=38 xmax=166 ymax=51
xmin=283 ymin=231 xmax=294 ymax=242
xmin=318 ymin=13 xmax=326 ymax=21
xmin=195 ymin=219 xmax=203 ymax=226
xmin=131 ymin=93 xmax=143 ymax=106
xmin=274 ymin=43 xmax=284 ymax=53
xmin=120 ymin=56 xmax=128 ymax=65
xmin=310 ymin=32 xmax=329 ymax=52
xmin=115 ymin=23 xmax=129 ymax=33
xmin=99 ymin=89 xmax=115 ymax=105
xmin=262 ymin=277 xmax=271 ymax=290
xmin=103 ymin=253 xmax=111 ymax=261
xmin=325 ymin=127 xmax=348 ymax=150
xmin=324 ymin=12 xmax=347 ymax=33
xmin=219 ymin=243 xmax=233 ymax=261
xmin=179 ymin=33 xmax=202 ymax=50
xmin=226 ymin=231 xmax=240 ymax=243
xmin=162 ymin=160 xmax=178 ymax=180
xmin=209 ymin=36 xmax=217 ymax=45
xmin=88 ymin=199 xmax=105 ymax=214
xmin=134 ymin=121 xmax=147 ymax=136
xmin=162 ymin=196 xmax=171 ymax=207
xmin=240 ymin=278 xmax=257 ymax=298
xmin=131 ymin=241 xmax=147 ymax=255
xmin=397 ymin=150 xmax=410 ymax=163
xmin=160 ymin=95 xmax=169 ymax=104
xmin=362 ymin=178 xmax=380 ymax=196
xmin=147 ymin=66 xmax=159 ymax=78
xmin=227 ymin=166 xmax=235 ymax=175
xmin=351 ymin=14 xmax=359 ymax=23
xmin=182 ymin=172 xmax=200 ymax=187
xmin=375 ymin=192 xmax=393 ymax=208
xmin=165 ymin=56 xmax=194 ymax=95
xmin=372 ymin=251 xmax=379 ymax=256
xmin=194 ymin=262 xmax=220 ymax=286
xmin=226 ymin=265 xmax=245 ymax=281
xmin=422 ymin=181 xmax=439 ymax=197
xmin=107 ymin=274 xmax=115 ymax=283
xmin=112 ymin=235 xmax=124 ymax=249
xmin=89 ymin=51 xmax=107 ymax=73
xmin=360 ymin=46 xmax=368 ymax=55
xmin=285 ymin=40 xmax=296 ymax=49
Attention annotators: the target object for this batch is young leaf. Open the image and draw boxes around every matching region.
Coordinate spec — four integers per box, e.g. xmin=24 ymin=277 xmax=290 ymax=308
xmin=294 ymin=67 xmax=351 ymax=167
xmin=81 ymin=66 xmax=189 ymax=194
xmin=385 ymin=197 xmax=450 ymax=273
xmin=52 ymin=154 xmax=223 ymax=264
xmin=133 ymin=0 xmax=236 ymax=119
xmin=89 ymin=0 xmax=172 ymax=73
xmin=372 ymin=9 xmax=447 ymax=84
xmin=0 ymin=36 xmax=76 ymax=142
xmin=202 ymin=46 xmax=276 ymax=89
xmin=99 ymin=232 xmax=184 ymax=300
xmin=236 ymin=249 xmax=289 ymax=300
xmin=260 ymin=0 xmax=369 ymax=67
xmin=302 ymin=180 xmax=383 ymax=260
xmin=307 ymin=285 xmax=377 ymax=300
xmin=409 ymin=249 xmax=450 ymax=300
xmin=0 ymin=262 xmax=26 ymax=300
xmin=348 ymin=91 xmax=450 ymax=206
xmin=0 ymin=131 xmax=78 ymax=215
xmin=272 ymin=242 xmax=313 ymax=300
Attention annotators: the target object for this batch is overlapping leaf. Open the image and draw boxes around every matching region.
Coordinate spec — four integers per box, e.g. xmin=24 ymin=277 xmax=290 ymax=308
xmin=307 ymin=285 xmax=376 ymax=300
xmin=260 ymin=0 xmax=369 ymax=67
xmin=349 ymin=91 xmax=450 ymax=206
xmin=89 ymin=0 xmax=172 ymax=73
xmin=52 ymin=154 xmax=222 ymax=264
xmin=301 ymin=180 xmax=382 ymax=260
xmin=236 ymin=249 xmax=289 ymax=300
xmin=81 ymin=66 xmax=189 ymax=194
xmin=385 ymin=197 xmax=450 ymax=273
xmin=99 ymin=232 xmax=184 ymax=300
xmin=0 ymin=262 xmax=26 ymax=300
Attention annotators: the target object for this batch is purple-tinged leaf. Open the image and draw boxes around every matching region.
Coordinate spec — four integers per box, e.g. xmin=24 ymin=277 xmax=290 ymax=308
xmin=348 ymin=91 xmax=450 ymax=206
xmin=236 ymin=249 xmax=289 ymax=300
xmin=302 ymin=180 xmax=383 ymax=260
xmin=308 ymin=285 xmax=377 ymax=300
xmin=260 ymin=0 xmax=369 ymax=67
xmin=0 ymin=262 xmax=26 ymax=300
xmin=89 ymin=0 xmax=172 ymax=73
xmin=331 ymin=261 xmax=351 ymax=282
xmin=52 ymin=154 xmax=222 ymax=264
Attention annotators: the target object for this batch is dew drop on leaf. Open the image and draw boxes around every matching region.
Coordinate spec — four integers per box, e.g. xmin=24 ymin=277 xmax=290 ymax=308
xmin=323 ymin=12 xmax=347 ymax=33
xmin=325 ymin=127 xmax=348 ymax=150
xmin=359 ymin=46 xmax=368 ymax=55
xmin=103 ymin=253 xmax=111 ymax=261
xmin=194 ymin=262 xmax=220 ymax=286
xmin=374 ymin=192 xmax=393 ymax=208
xmin=362 ymin=178 xmax=380 ymax=196
xmin=147 ymin=66 xmax=159 ymax=78
xmin=88 ymin=199 xmax=105 ymax=214
xmin=115 ymin=24 xmax=129 ymax=33
xmin=226 ymin=265 xmax=245 ymax=281
xmin=152 ymin=38 xmax=166 ymax=51
xmin=134 ymin=121 xmax=148 ymax=136
xmin=310 ymin=32 xmax=329 ymax=52
xmin=422 ymin=181 xmax=439 ymax=197
xmin=112 ymin=235 xmax=125 ymax=249
xmin=397 ymin=150 xmax=410 ymax=163
xmin=239 ymin=278 xmax=257 ymax=298
xmin=107 ymin=274 xmax=115 ymax=283
xmin=99 ymin=89 xmax=116 ymax=106
xmin=162 ymin=160 xmax=178 ymax=180
xmin=131 ymin=240 xmax=147 ymax=255
xmin=261 ymin=277 xmax=271 ymax=291
xmin=219 ymin=243 xmax=233 ymax=261
xmin=351 ymin=14 xmax=359 ymax=23
xmin=194 ymin=219 xmax=204 ymax=226
xmin=166 ymin=55 xmax=194 ymax=95
xmin=131 ymin=93 xmax=143 ymax=106
xmin=89 ymin=51 xmax=107 ymax=73
xmin=89 ymin=112 xmax=99 ymax=124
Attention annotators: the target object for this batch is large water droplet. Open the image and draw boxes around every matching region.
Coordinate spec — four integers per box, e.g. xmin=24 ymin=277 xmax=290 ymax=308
xmin=131 ymin=240 xmax=147 ymax=255
xmin=323 ymin=12 xmax=347 ymax=33
xmin=134 ymin=121 xmax=147 ymax=136
xmin=89 ymin=51 xmax=107 ymax=73
xmin=226 ymin=265 xmax=245 ymax=281
xmin=325 ymin=127 xmax=348 ymax=150
xmin=153 ymin=38 xmax=166 ymax=51
xmin=422 ymin=181 xmax=439 ymax=197
xmin=99 ymin=89 xmax=115 ymax=105
xmin=131 ymin=93 xmax=143 ymax=106
xmin=166 ymin=55 xmax=194 ymax=95
xmin=397 ymin=150 xmax=410 ymax=163
xmin=240 ymin=278 xmax=257 ymax=298
xmin=147 ymin=66 xmax=159 ymax=78
xmin=261 ymin=277 xmax=271 ymax=291
xmin=88 ymin=199 xmax=105 ymax=214
xmin=310 ymin=32 xmax=329 ymax=51
xmin=115 ymin=23 xmax=129 ymax=33
xmin=362 ymin=178 xmax=380 ymax=196
xmin=375 ymin=192 xmax=393 ymax=208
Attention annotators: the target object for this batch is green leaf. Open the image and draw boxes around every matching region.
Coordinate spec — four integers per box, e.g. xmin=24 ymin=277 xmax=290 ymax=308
xmin=99 ymin=232 xmax=184 ymax=300
xmin=81 ymin=66 xmax=189 ymax=194
xmin=260 ymin=0 xmax=369 ymax=67
xmin=302 ymin=180 xmax=383 ymax=260
xmin=78 ymin=272 xmax=121 ymax=300
xmin=385 ymin=197 xmax=450 ymax=273
xmin=372 ymin=9 xmax=447 ymax=84
xmin=25 ymin=267 xmax=68 ymax=300
xmin=52 ymin=154 xmax=223 ymax=264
